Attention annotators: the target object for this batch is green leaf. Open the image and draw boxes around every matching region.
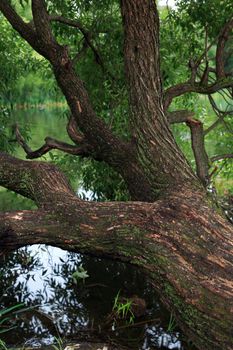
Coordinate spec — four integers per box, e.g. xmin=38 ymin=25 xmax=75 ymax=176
xmin=72 ymin=265 xmax=89 ymax=282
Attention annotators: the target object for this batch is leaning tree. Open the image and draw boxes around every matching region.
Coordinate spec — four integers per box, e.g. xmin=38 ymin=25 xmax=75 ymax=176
xmin=0 ymin=1 xmax=233 ymax=349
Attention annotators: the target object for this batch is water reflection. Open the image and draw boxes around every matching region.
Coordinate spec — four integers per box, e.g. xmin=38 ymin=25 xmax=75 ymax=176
xmin=0 ymin=245 xmax=195 ymax=349
xmin=143 ymin=328 xmax=182 ymax=349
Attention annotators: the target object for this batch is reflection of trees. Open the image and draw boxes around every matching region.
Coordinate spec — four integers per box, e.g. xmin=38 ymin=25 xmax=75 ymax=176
xmin=0 ymin=247 xmax=47 ymax=343
xmin=0 ymin=245 xmax=187 ymax=349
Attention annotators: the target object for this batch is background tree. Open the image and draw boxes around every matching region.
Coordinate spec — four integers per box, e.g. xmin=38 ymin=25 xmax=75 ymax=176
xmin=0 ymin=1 xmax=233 ymax=349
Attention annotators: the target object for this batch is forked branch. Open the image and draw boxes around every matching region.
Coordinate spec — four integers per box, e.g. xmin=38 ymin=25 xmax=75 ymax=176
xmin=167 ymin=111 xmax=210 ymax=185
xmin=14 ymin=124 xmax=92 ymax=159
xmin=0 ymin=0 xmax=134 ymax=174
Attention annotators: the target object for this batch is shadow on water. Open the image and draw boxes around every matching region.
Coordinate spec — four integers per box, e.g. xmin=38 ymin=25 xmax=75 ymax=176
xmin=0 ymin=245 xmax=197 ymax=350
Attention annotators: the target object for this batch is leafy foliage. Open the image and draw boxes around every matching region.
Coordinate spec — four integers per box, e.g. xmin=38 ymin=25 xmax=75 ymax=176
xmin=112 ymin=291 xmax=135 ymax=326
xmin=0 ymin=303 xmax=28 ymax=334
xmin=72 ymin=264 xmax=89 ymax=284
xmin=175 ymin=0 xmax=232 ymax=38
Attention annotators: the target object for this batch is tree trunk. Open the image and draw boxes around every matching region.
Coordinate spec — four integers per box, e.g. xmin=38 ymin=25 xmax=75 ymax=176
xmin=0 ymin=1 xmax=233 ymax=350
xmin=1 ymin=152 xmax=233 ymax=350
xmin=120 ymin=0 xmax=200 ymax=197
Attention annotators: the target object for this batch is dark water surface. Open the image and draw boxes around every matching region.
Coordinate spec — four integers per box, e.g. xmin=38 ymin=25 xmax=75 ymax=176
xmin=0 ymin=245 xmax=195 ymax=350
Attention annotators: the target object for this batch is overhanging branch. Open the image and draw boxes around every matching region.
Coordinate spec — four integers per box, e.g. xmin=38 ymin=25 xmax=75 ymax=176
xmin=0 ymin=188 xmax=232 ymax=350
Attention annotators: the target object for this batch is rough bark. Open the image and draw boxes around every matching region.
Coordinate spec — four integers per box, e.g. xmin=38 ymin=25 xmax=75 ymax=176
xmin=186 ymin=119 xmax=209 ymax=185
xmin=0 ymin=153 xmax=233 ymax=350
xmin=121 ymin=0 xmax=199 ymax=197
xmin=0 ymin=0 xmax=155 ymax=202
xmin=0 ymin=1 xmax=233 ymax=350
xmin=168 ymin=111 xmax=210 ymax=185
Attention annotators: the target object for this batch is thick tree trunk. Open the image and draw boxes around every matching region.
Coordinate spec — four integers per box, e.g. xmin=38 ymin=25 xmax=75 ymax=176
xmin=0 ymin=152 xmax=233 ymax=350
xmin=0 ymin=1 xmax=233 ymax=350
xmin=120 ymin=0 xmax=200 ymax=197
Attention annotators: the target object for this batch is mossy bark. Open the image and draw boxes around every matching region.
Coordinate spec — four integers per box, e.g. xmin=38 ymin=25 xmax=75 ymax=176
xmin=0 ymin=1 xmax=233 ymax=350
xmin=0 ymin=153 xmax=232 ymax=350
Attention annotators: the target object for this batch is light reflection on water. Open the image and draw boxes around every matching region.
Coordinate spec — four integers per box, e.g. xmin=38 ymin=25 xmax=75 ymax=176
xmin=0 ymin=244 xmax=192 ymax=349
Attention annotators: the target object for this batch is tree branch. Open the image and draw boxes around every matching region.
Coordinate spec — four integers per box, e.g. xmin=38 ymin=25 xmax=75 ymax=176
xmin=31 ymin=0 xmax=57 ymax=47
xmin=186 ymin=119 xmax=209 ymax=185
xmin=0 ymin=152 xmax=75 ymax=208
xmin=66 ymin=114 xmax=85 ymax=144
xmin=167 ymin=111 xmax=210 ymax=185
xmin=14 ymin=123 xmax=92 ymax=159
xmin=211 ymin=154 xmax=233 ymax=162
xmin=0 ymin=0 xmax=38 ymax=48
xmin=204 ymin=116 xmax=225 ymax=135
xmin=167 ymin=110 xmax=195 ymax=124
xmin=0 ymin=189 xmax=233 ymax=350
xmin=164 ymin=17 xmax=233 ymax=109
xmin=164 ymin=79 xmax=233 ymax=109
xmin=49 ymin=15 xmax=103 ymax=66
xmin=216 ymin=17 xmax=233 ymax=79
xmin=49 ymin=15 xmax=117 ymax=82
